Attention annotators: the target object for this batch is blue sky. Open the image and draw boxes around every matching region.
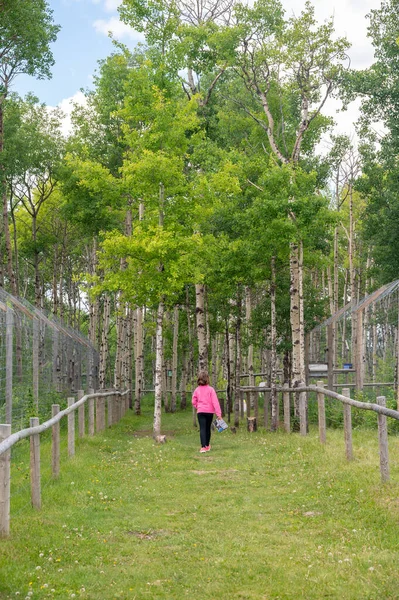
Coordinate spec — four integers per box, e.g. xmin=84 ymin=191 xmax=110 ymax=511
xmin=12 ymin=0 xmax=382 ymax=137
xmin=13 ymin=0 xmax=142 ymax=106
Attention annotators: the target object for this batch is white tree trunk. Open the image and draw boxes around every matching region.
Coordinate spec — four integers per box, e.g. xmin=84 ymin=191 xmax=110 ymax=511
xmin=245 ymin=287 xmax=255 ymax=408
xmin=180 ymin=350 xmax=187 ymax=409
xmin=228 ymin=313 xmax=236 ymax=420
xmin=290 ymin=242 xmax=302 ymax=405
xmin=99 ymin=294 xmax=111 ymax=390
xmin=195 ymin=284 xmax=208 ymax=371
xmin=234 ymin=294 xmax=242 ymax=428
xmin=270 ymin=259 xmax=278 ymax=431
xmin=171 ymin=305 xmax=179 ymax=412
xmin=153 ymin=302 xmax=164 ymax=437
xmin=134 ymin=307 xmax=144 ymax=414
xmin=88 ymin=239 xmax=99 ymax=347
xmin=211 ymin=335 xmax=217 ymax=390
xmin=186 ymin=287 xmax=195 ymax=388
xmin=124 ymin=303 xmax=133 ymax=408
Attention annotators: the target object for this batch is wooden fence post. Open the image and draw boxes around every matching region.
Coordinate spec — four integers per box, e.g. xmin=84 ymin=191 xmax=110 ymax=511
xmin=247 ymin=416 xmax=257 ymax=432
xmin=299 ymin=389 xmax=307 ymax=436
xmin=342 ymin=387 xmax=353 ymax=460
xmin=115 ymin=393 xmax=121 ymax=423
xmin=0 ymin=424 xmax=11 ymax=537
xmin=96 ymin=393 xmax=101 ymax=432
xmin=377 ymin=396 xmax=390 ymax=483
xmin=77 ymin=389 xmax=85 ymax=438
xmin=254 ymin=389 xmax=259 ymax=422
xmin=30 ymin=417 xmax=41 ymax=510
xmin=119 ymin=392 xmax=124 ymax=419
xmin=52 ymin=405 xmax=60 ymax=478
xmin=107 ymin=393 xmax=113 ymax=428
xmin=67 ymin=398 xmax=75 ymax=457
xmin=101 ymin=395 xmax=106 ymax=430
xmin=88 ymin=388 xmax=95 ymax=436
xmin=317 ymin=381 xmax=326 ymax=444
xmin=283 ymin=383 xmax=290 ymax=433
xmin=246 ymin=391 xmax=251 ymax=418
xmin=263 ymin=391 xmax=270 ymax=429
xmin=5 ymin=308 xmax=13 ymax=425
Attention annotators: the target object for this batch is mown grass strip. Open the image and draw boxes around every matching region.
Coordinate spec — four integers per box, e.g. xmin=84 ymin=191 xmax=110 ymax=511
xmin=1 ymin=399 xmax=399 ymax=599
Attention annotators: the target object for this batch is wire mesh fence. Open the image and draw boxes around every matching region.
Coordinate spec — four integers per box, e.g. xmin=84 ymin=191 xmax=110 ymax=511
xmin=0 ymin=289 xmax=99 ymax=432
xmin=308 ymin=279 xmax=399 ymax=405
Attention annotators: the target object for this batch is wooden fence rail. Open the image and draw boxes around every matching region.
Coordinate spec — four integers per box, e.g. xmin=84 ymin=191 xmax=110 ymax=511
xmin=0 ymin=389 xmax=130 ymax=538
xmin=239 ymin=384 xmax=398 ymax=485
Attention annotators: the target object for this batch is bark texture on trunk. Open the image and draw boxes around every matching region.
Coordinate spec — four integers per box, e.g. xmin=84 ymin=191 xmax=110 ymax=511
xmin=99 ymin=294 xmax=111 ymax=389
xmin=290 ymin=243 xmax=305 ymax=404
xmin=195 ymin=284 xmax=208 ymax=371
xmin=153 ymin=301 xmax=164 ymax=437
xmin=171 ymin=305 xmax=179 ymax=412
xmin=134 ymin=307 xmax=144 ymax=414
xmin=245 ymin=287 xmax=255 ymax=408
xmin=270 ymin=258 xmax=278 ymax=431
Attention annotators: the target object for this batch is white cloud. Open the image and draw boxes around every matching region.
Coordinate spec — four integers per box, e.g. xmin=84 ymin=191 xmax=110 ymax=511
xmin=282 ymin=0 xmax=381 ymax=139
xmin=93 ymin=16 xmax=144 ymax=41
xmin=56 ymin=91 xmax=87 ymax=136
xmin=104 ymin=0 xmax=122 ymax=12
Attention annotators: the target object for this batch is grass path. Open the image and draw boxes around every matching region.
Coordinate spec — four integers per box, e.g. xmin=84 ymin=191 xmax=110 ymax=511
xmin=2 ymin=401 xmax=399 ymax=599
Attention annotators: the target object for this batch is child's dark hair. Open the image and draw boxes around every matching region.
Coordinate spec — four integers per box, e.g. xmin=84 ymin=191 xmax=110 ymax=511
xmin=197 ymin=371 xmax=210 ymax=386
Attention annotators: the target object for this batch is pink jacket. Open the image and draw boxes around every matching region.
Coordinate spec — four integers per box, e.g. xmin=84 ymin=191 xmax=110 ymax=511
xmin=192 ymin=385 xmax=222 ymax=417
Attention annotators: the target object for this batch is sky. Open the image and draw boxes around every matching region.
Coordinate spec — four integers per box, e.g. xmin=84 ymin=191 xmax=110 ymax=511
xmin=13 ymin=0 xmax=383 ymax=137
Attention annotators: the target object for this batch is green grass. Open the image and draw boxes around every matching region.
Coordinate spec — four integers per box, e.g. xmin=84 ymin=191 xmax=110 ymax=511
xmin=2 ymin=398 xmax=399 ymax=599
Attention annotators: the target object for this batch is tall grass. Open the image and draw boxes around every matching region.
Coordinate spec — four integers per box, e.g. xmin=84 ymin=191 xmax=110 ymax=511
xmin=1 ymin=396 xmax=399 ymax=599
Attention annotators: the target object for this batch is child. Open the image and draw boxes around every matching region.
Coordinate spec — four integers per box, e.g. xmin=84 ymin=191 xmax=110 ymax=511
xmin=192 ymin=371 xmax=222 ymax=453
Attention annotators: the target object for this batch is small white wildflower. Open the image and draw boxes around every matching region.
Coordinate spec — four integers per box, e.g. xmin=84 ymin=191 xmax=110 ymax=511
xmin=35 ymin=566 xmax=42 ymax=570
xmin=43 ymin=584 xmax=48 ymax=588
xmin=338 ymin=560 xmax=342 ymax=564
xmin=39 ymin=553 xmax=44 ymax=558
xmin=58 ymin=568 xmax=63 ymax=572
xmin=369 ymin=566 xmax=375 ymax=572
xmin=352 ymin=529 xmax=357 ymax=533
xmin=70 ymin=482 xmax=75 ymax=485
xmin=48 ymin=557 xmax=53 ymax=562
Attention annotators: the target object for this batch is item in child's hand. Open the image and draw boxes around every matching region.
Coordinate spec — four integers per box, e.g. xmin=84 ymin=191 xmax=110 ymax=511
xmin=214 ymin=418 xmax=228 ymax=432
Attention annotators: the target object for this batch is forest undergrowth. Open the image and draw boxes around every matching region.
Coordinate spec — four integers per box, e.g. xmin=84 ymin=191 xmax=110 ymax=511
xmin=2 ymin=396 xmax=399 ymax=599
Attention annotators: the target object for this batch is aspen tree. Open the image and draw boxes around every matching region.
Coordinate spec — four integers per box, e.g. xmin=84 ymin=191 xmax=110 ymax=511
xmin=0 ymin=0 xmax=59 ymax=294
xmin=228 ymin=0 xmax=349 ymax=394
